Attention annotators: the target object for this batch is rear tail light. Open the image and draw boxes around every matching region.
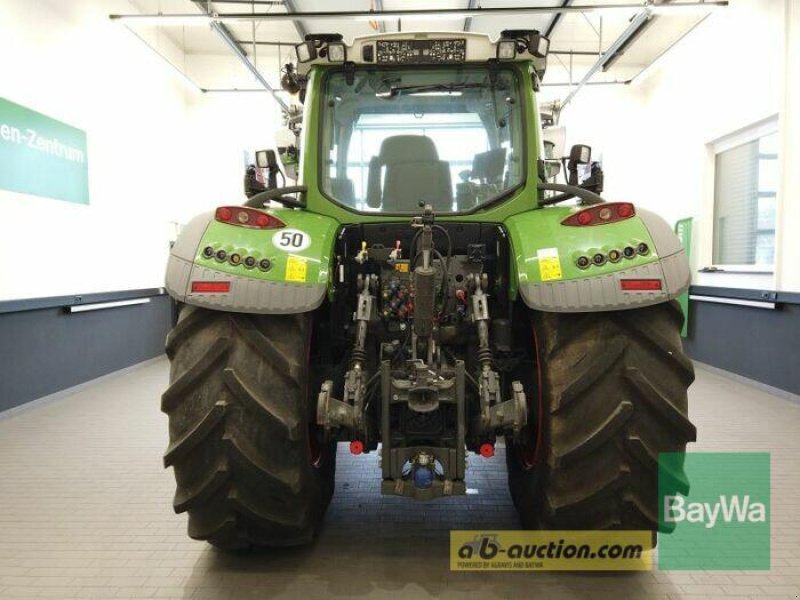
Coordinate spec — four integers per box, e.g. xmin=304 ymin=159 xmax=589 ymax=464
xmin=191 ymin=281 xmax=231 ymax=293
xmin=620 ymin=279 xmax=662 ymax=291
xmin=562 ymin=202 xmax=636 ymax=226
xmin=215 ymin=206 xmax=285 ymax=229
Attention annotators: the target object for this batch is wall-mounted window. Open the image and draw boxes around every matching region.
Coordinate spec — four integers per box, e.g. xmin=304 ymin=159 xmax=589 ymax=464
xmin=712 ymin=121 xmax=779 ymax=268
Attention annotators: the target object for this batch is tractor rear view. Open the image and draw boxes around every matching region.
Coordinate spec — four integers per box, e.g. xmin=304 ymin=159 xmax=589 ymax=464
xmin=162 ymin=30 xmax=695 ymax=550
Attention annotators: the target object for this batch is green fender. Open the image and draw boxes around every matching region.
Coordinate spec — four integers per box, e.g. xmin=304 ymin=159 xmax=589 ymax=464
xmin=503 ymin=204 xmax=690 ymax=312
xmin=165 ymin=207 xmax=339 ymax=314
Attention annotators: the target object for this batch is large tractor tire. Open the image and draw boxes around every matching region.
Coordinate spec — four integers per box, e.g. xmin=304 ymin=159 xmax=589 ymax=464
xmin=162 ymin=305 xmax=335 ymax=550
xmin=507 ymin=301 xmax=696 ymax=535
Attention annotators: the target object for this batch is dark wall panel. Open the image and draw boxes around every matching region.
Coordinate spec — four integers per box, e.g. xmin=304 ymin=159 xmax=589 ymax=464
xmin=683 ymin=300 xmax=800 ymax=395
xmin=0 ymin=294 xmax=171 ymax=412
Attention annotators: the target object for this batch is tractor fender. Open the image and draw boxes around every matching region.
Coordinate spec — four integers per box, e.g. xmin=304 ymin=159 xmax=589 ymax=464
xmin=165 ymin=208 xmax=339 ymax=314
xmin=505 ymin=205 xmax=690 ymax=313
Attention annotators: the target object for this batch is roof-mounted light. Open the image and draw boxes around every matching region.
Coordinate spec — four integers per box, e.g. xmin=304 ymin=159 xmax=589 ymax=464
xmin=496 ymin=40 xmax=517 ymax=61
xmin=531 ymin=34 xmax=550 ymax=59
xmin=295 ymin=41 xmax=316 ymax=63
xmin=499 ymin=29 xmax=550 ymax=60
xmin=295 ymin=33 xmax=345 ymax=64
xmin=326 ymin=42 xmax=346 ymax=63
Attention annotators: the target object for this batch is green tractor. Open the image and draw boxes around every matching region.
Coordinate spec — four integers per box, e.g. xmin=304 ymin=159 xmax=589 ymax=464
xmin=162 ymin=30 xmax=696 ymax=550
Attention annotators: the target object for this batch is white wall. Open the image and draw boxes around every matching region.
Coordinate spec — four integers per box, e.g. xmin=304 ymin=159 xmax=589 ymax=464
xmin=0 ymin=1 xmax=287 ymax=302
xmin=0 ymin=0 xmax=194 ymax=301
xmin=557 ymin=0 xmax=796 ymax=291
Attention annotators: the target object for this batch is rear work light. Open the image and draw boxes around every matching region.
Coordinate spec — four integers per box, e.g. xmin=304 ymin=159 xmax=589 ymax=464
xmin=561 ymin=202 xmax=635 ymax=227
xmin=191 ymin=281 xmax=231 ymax=293
xmin=620 ymin=279 xmax=662 ymax=291
xmin=215 ymin=206 xmax=285 ymax=230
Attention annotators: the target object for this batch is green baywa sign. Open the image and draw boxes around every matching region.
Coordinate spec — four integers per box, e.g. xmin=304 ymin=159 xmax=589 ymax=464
xmin=659 ymin=452 xmax=770 ymax=570
xmin=0 ymin=97 xmax=89 ymax=204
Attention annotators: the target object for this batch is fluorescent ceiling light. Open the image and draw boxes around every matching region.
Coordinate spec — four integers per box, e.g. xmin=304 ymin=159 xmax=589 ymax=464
xmin=110 ymin=14 xmax=213 ymax=26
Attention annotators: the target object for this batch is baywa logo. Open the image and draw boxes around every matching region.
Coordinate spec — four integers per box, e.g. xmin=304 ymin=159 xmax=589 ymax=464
xmin=663 ymin=494 xmax=767 ymax=529
xmin=658 ymin=452 xmax=770 ymax=570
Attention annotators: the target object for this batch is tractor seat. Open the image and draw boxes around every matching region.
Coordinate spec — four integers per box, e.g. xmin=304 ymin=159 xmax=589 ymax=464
xmin=366 ymin=135 xmax=453 ymax=212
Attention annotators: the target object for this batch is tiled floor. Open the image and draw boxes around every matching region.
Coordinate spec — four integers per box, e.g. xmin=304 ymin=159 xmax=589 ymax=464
xmin=0 ymin=358 xmax=798 ymax=599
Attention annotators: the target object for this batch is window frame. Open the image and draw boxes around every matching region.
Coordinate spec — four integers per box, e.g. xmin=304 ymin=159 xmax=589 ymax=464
xmin=708 ymin=116 xmax=780 ymax=273
xmin=315 ymin=64 xmax=528 ymax=217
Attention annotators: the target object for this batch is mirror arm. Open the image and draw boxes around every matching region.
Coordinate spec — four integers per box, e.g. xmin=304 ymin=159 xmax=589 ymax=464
xmin=244 ymin=185 xmax=307 ymax=209
xmin=537 ymin=182 xmax=604 ymax=207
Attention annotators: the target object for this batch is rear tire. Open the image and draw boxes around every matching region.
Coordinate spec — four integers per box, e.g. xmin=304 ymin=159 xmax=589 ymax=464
xmin=162 ymin=305 xmax=335 ymax=550
xmin=507 ymin=301 xmax=696 ymax=534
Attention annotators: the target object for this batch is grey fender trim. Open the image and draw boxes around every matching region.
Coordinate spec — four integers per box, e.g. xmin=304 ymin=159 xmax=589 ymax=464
xmin=172 ymin=211 xmax=214 ymax=261
xmin=637 ymin=208 xmax=683 ymax=257
xmin=165 ymin=257 xmax=326 ymax=315
xmin=519 ymin=250 xmax=690 ymax=312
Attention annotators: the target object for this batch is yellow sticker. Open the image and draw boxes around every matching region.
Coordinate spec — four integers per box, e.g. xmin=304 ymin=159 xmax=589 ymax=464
xmin=394 ymin=262 xmax=410 ymax=273
xmin=285 ymin=255 xmax=308 ymax=282
xmin=537 ymin=247 xmax=563 ymax=281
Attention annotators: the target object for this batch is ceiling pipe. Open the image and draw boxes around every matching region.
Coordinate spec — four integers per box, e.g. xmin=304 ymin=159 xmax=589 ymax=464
xmin=373 ymin=0 xmax=386 ymax=34
xmin=463 ymin=0 xmax=480 ymax=32
xmin=560 ymin=7 xmax=651 ymax=108
xmin=109 ymin=2 xmax=729 ymax=24
xmin=211 ymin=20 xmax=289 ymax=110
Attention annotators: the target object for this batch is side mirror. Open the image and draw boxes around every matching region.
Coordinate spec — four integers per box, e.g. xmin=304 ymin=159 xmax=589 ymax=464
xmin=569 ymin=144 xmax=592 ymax=165
xmin=567 ymin=144 xmax=592 ymax=186
xmin=255 ymin=149 xmax=278 ymax=170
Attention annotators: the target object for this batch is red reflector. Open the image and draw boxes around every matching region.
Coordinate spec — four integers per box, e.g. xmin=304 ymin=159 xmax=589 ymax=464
xmin=191 ymin=281 xmax=231 ymax=293
xmin=479 ymin=443 xmax=495 ymax=458
xmin=620 ymin=279 xmax=662 ymax=291
xmin=215 ymin=206 xmax=285 ymax=230
xmin=562 ymin=202 xmax=636 ymax=226
xmin=349 ymin=440 xmax=364 ymax=455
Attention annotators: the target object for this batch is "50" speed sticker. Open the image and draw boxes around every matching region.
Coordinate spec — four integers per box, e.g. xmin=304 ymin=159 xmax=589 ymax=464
xmin=272 ymin=228 xmax=311 ymax=252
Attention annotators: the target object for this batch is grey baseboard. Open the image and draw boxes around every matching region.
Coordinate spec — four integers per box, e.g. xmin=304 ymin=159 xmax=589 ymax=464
xmin=0 ymin=355 xmax=165 ymax=420
xmin=0 ymin=290 xmax=173 ymax=412
xmin=693 ymin=360 xmax=800 ymax=405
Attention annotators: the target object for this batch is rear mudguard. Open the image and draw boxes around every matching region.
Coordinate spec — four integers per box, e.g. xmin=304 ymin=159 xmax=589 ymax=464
xmin=504 ymin=205 xmax=690 ymax=312
xmin=165 ymin=207 xmax=338 ymax=314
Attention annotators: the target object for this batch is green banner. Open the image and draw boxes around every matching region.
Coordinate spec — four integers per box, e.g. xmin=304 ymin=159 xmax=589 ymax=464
xmin=658 ymin=452 xmax=770 ymax=570
xmin=0 ymin=96 xmax=89 ymax=204
xmin=674 ymin=217 xmax=692 ymax=337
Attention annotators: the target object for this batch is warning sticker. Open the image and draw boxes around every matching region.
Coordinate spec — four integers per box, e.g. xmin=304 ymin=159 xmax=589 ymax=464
xmin=537 ymin=247 xmax=563 ymax=281
xmin=285 ymin=255 xmax=308 ymax=282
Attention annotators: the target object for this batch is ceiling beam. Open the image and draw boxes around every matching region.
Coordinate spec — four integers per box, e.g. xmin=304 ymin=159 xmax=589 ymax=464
xmin=283 ymin=0 xmax=308 ymax=40
xmin=544 ymin=0 xmax=574 ymax=38
xmin=560 ymin=8 xmax=651 ymax=108
xmin=109 ymin=2 xmax=729 ymax=24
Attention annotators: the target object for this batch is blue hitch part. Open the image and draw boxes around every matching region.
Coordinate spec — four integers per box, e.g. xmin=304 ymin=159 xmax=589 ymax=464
xmin=413 ymin=466 xmax=434 ymax=489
